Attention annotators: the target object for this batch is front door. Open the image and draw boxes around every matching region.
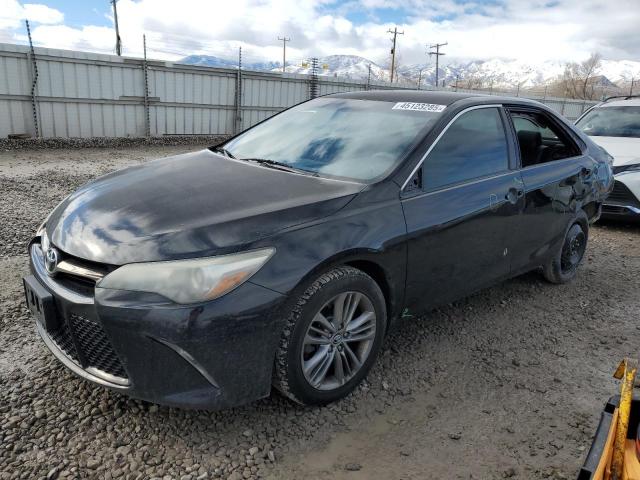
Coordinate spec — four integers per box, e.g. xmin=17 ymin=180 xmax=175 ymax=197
xmin=401 ymin=106 xmax=522 ymax=312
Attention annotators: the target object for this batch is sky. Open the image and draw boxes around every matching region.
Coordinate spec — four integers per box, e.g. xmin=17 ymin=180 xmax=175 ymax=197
xmin=1 ymin=0 xmax=639 ymax=66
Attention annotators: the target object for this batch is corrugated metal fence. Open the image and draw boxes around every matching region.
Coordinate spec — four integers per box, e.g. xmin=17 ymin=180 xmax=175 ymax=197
xmin=0 ymin=43 xmax=598 ymax=139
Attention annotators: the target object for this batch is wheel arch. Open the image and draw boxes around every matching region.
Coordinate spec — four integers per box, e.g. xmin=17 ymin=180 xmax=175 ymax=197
xmin=581 ymin=200 xmax=600 ymax=224
xmin=291 ymin=249 xmax=405 ymax=330
xmin=343 ymin=259 xmax=395 ymax=328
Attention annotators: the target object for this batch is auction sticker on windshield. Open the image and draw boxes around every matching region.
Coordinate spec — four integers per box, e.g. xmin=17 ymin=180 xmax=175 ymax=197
xmin=392 ymin=102 xmax=447 ymax=112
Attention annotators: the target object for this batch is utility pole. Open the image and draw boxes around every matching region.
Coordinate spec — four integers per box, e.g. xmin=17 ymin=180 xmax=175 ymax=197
xmin=111 ymin=0 xmax=122 ymax=56
xmin=455 ymin=74 xmax=459 ymax=92
xmin=428 ymin=42 xmax=447 ymax=87
xmin=630 ymin=77 xmax=635 ymax=96
xmin=387 ymin=27 xmax=404 ymax=83
xmin=418 ymin=67 xmax=425 ymax=90
xmin=366 ymin=64 xmax=372 ymax=90
xmin=278 ymin=36 xmax=290 ymax=73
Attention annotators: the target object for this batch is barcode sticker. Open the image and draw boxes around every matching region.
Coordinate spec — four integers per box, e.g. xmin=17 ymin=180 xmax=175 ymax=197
xmin=392 ymin=102 xmax=447 ymax=112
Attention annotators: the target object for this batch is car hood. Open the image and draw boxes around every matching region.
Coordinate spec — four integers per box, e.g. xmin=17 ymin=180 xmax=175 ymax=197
xmin=48 ymin=149 xmax=363 ymax=265
xmin=588 ymin=136 xmax=640 ymax=166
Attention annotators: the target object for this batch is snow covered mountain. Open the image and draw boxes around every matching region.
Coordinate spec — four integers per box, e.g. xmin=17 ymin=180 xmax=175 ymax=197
xmin=180 ymin=55 xmax=281 ymax=72
xmin=281 ymin=55 xmax=388 ymax=80
xmin=179 ymin=54 xmax=640 ymax=89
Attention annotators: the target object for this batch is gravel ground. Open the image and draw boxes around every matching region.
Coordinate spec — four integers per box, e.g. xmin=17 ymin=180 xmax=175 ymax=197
xmin=0 ymin=146 xmax=638 ymax=480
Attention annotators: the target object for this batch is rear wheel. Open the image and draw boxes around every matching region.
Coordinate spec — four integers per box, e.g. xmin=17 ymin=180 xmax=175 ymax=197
xmin=273 ymin=266 xmax=386 ymax=405
xmin=543 ymin=211 xmax=588 ymax=284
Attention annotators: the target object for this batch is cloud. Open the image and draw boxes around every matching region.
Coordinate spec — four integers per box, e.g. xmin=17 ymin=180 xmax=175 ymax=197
xmin=0 ymin=0 xmax=63 ymax=28
xmin=2 ymin=0 xmax=640 ymax=66
xmin=23 ymin=3 xmax=64 ymax=24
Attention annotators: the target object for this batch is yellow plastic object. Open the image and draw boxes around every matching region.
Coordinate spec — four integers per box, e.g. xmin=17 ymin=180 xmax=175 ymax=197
xmin=623 ymin=439 xmax=640 ymax=480
xmin=591 ymin=359 xmax=639 ymax=480
xmin=594 ymin=409 xmax=619 ymax=480
xmin=611 ymin=359 xmax=638 ymax=480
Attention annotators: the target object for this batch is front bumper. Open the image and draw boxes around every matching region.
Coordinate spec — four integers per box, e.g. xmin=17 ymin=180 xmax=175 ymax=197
xmin=602 ymin=172 xmax=640 ymax=219
xmin=27 ymin=243 xmax=287 ymax=409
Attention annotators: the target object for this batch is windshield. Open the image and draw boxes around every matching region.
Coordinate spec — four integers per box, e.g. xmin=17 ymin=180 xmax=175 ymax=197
xmin=222 ymin=97 xmax=444 ymax=182
xmin=576 ymin=106 xmax=640 ymax=138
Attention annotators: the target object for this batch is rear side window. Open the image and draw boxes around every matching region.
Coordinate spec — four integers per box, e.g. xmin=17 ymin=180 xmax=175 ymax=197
xmin=422 ymin=107 xmax=509 ymax=191
xmin=510 ymin=111 xmax=580 ymax=168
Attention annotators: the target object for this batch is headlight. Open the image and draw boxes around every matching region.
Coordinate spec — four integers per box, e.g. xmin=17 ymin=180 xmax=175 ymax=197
xmin=97 ymin=248 xmax=275 ymax=304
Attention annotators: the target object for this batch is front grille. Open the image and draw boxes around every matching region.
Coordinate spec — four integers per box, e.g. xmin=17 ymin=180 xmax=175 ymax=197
xmin=53 ymin=252 xmax=112 ymax=292
xmin=606 ymin=181 xmax=640 ymax=207
xmin=49 ymin=322 xmax=80 ymax=364
xmin=69 ymin=314 xmax=128 ymax=379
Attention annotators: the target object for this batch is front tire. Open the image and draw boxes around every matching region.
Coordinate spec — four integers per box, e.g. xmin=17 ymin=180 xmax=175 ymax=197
xmin=273 ymin=266 xmax=387 ymax=405
xmin=543 ymin=211 xmax=589 ymax=284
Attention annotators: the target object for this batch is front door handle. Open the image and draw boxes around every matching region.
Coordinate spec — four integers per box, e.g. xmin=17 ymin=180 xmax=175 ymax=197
xmin=505 ymin=187 xmax=524 ymax=204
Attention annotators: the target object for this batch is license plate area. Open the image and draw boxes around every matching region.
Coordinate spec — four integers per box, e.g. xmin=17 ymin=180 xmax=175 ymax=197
xmin=23 ymin=275 xmax=60 ymax=331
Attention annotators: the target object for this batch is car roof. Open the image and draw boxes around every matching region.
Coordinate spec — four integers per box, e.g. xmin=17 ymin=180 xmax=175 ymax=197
xmin=327 ymin=89 xmax=540 ymax=108
xmin=598 ymin=98 xmax=640 ymax=107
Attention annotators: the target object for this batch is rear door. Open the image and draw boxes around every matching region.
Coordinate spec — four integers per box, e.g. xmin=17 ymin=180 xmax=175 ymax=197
xmin=401 ymin=105 xmax=523 ymax=312
xmin=505 ymin=108 xmax=595 ymax=273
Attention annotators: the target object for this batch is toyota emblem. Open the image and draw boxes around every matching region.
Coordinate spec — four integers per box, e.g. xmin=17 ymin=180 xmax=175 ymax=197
xmin=44 ymin=247 xmax=59 ymax=275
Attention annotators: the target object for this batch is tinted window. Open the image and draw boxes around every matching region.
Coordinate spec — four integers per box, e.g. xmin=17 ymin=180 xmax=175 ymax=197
xmin=576 ymin=106 xmax=640 ymax=138
xmin=422 ymin=108 xmax=508 ymax=191
xmin=511 ymin=111 xmax=579 ymax=167
xmin=513 ymin=117 xmax=558 ymax=141
xmin=224 ymin=97 xmax=443 ymax=182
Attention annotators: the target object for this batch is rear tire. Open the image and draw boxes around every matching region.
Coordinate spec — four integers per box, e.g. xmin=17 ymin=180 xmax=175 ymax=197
xmin=273 ymin=266 xmax=387 ymax=406
xmin=543 ymin=211 xmax=589 ymax=284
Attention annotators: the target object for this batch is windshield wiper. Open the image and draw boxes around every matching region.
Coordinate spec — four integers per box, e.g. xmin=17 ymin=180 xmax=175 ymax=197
xmin=242 ymin=158 xmax=319 ymax=176
xmin=211 ymin=146 xmax=236 ymax=159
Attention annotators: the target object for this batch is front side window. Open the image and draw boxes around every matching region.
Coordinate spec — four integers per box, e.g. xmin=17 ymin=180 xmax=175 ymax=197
xmin=421 ymin=107 xmax=509 ymax=191
xmin=576 ymin=105 xmax=640 ymax=138
xmin=223 ymin=97 xmax=443 ymax=182
xmin=511 ymin=111 xmax=580 ymax=167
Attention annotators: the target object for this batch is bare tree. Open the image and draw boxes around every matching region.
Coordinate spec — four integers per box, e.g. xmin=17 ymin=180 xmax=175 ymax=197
xmin=560 ymin=53 xmax=602 ymax=100
xmin=462 ymin=71 xmax=490 ymax=90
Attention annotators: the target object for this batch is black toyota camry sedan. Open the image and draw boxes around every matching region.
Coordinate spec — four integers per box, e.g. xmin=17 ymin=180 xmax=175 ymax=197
xmin=24 ymin=91 xmax=613 ymax=409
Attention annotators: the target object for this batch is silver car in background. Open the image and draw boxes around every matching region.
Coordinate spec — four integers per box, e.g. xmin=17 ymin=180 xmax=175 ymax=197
xmin=576 ymin=96 xmax=640 ymax=220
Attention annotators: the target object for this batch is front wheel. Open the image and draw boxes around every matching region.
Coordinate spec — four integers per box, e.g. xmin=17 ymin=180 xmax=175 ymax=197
xmin=273 ymin=266 xmax=387 ymax=405
xmin=543 ymin=211 xmax=589 ymax=284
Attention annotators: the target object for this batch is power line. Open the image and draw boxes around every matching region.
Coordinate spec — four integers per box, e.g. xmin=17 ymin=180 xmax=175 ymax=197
xmin=428 ymin=42 xmax=447 ymax=87
xmin=277 ymin=36 xmax=290 ymax=73
xmin=111 ymin=0 xmax=122 ymax=56
xmin=387 ymin=27 xmax=404 ymax=83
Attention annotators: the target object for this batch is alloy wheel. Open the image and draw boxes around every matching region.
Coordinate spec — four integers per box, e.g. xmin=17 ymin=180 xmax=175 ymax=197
xmin=301 ymin=291 xmax=377 ymax=391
